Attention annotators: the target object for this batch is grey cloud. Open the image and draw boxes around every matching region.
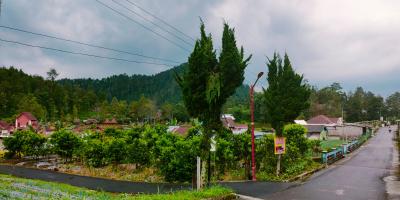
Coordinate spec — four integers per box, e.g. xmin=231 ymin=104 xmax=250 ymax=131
xmin=0 ymin=0 xmax=399 ymax=96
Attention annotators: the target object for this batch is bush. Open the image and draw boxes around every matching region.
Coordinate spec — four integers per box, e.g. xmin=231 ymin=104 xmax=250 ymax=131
xmin=50 ymin=130 xmax=82 ymax=162
xmin=82 ymin=139 xmax=108 ymax=167
xmin=283 ymin=124 xmax=309 ymax=157
xmin=126 ymin=138 xmax=150 ymax=167
xmin=106 ymin=138 xmax=127 ymax=164
xmin=3 ymin=130 xmax=46 ymax=159
xmin=157 ymin=134 xmax=201 ymax=182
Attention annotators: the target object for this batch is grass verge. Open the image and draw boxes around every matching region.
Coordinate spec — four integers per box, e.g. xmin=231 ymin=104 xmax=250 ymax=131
xmin=0 ymin=174 xmax=234 ymax=200
xmin=320 ymin=139 xmax=345 ymax=151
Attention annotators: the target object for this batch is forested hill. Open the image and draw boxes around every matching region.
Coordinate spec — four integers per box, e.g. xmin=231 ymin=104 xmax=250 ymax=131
xmin=58 ymin=64 xmax=186 ymax=104
xmin=0 ymin=65 xmax=250 ymax=121
xmin=58 ymin=63 xmax=250 ymax=105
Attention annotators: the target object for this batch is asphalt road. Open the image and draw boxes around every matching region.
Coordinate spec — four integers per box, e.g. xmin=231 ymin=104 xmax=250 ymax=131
xmin=0 ymin=164 xmax=190 ymax=194
xmin=261 ymin=126 xmax=396 ymax=200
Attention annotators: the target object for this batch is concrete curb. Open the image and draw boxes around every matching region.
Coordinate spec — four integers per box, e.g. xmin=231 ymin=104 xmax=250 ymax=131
xmin=236 ymin=194 xmax=264 ymax=200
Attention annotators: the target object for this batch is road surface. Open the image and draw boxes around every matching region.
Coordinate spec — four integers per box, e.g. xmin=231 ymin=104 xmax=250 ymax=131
xmin=258 ymin=126 xmax=395 ymax=200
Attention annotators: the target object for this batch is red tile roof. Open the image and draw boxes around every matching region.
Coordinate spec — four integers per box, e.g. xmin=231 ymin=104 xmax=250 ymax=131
xmin=0 ymin=120 xmax=10 ymax=129
xmin=17 ymin=112 xmax=37 ymax=121
xmin=307 ymin=115 xmax=336 ymax=125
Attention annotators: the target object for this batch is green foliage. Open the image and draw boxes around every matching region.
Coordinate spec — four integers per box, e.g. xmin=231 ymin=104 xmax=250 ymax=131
xmin=0 ymin=67 xmax=102 ymax=121
xmin=0 ymin=174 xmax=233 ymax=200
xmin=82 ymin=138 xmax=108 ymax=167
xmin=263 ymin=53 xmax=311 ymax=135
xmin=17 ymin=94 xmax=46 ymax=121
xmin=175 ymin=22 xmax=251 ymax=162
xmin=3 ymin=130 xmax=46 ymax=159
xmin=283 ymin=124 xmax=309 ymax=157
xmin=50 ymin=130 xmax=82 ymax=161
xmin=307 ymin=82 xmax=345 ymax=118
xmin=157 ymin=134 xmax=201 ymax=182
xmin=106 ymin=138 xmax=127 ymax=164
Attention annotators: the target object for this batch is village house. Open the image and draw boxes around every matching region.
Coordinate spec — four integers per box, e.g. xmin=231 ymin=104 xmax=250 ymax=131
xmin=167 ymin=114 xmax=249 ymax=136
xmin=221 ymin=114 xmax=248 ymax=134
xmin=306 ymin=115 xmax=343 ymax=126
xmin=304 ymin=124 xmax=327 ymax=140
xmin=0 ymin=120 xmax=14 ymax=137
xmin=303 ymin=114 xmax=369 ymax=140
xmin=15 ymin=112 xmax=39 ymax=130
xmin=167 ymin=125 xmax=191 ymax=136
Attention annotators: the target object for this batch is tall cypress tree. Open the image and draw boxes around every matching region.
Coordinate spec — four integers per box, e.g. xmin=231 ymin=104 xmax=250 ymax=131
xmin=176 ymin=21 xmax=251 ymax=184
xmin=263 ymin=53 xmax=310 ymax=175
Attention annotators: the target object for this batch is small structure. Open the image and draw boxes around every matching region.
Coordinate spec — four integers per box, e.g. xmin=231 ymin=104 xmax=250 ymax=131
xmin=0 ymin=120 xmax=13 ymax=137
xmin=326 ymin=123 xmax=369 ymax=140
xmin=83 ymin=118 xmax=98 ymax=125
xmin=221 ymin=114 xmax=248 ymax=134
xmin=15 ymin=112 xmax=39 ymax=130
xmin=103 ymin=118 xmax=118 ymax=125
xmin=167 ymin=125 xmax=191 ymax=136
xmin=307 ymin=115 xmax=343 ymax=126
xmin=294 ymin=120 xmax=308 ymax=125
xmin=304 ymin=124 xmax=327 ymax=140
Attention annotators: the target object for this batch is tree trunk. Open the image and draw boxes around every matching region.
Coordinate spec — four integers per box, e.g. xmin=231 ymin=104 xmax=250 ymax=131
xmin=207 ymin=150 xmax=211 ymax=186
xmin=276 ymin=154 xmax=281 ymax=176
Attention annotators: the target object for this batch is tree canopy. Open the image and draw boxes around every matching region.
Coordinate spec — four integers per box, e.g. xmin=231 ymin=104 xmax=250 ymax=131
xmin=263 ymin=53 xmax=310 ymax=135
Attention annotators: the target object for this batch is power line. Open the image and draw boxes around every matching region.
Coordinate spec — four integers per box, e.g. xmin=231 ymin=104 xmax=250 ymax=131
xmin=95 ymin=0 xmax=191 ymax=52
xmin=112 ymin=0 xmax=193 ymax=47
xmin=0 ymin=25 xmax=180 ymax=64
xmin=125 ymin=0 xmax=195 ymax=42
xmin=0 ymin=38 xmax=172 ymax=66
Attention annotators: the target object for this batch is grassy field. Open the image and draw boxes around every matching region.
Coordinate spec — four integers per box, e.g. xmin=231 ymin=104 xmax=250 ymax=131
xmin=320 ymin=139 xmax=345 ymax=151
xmin=0 ymin=174 xmax=234 ymax=200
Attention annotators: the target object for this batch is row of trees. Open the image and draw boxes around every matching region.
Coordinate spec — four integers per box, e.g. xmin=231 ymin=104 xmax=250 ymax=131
xmin=306 ymin=83 xmax=400 ymax=122
xmin=3 ymin=123 xmax=314 ymax=183
xmin=0 ymin=67 xmax=101 ymax=122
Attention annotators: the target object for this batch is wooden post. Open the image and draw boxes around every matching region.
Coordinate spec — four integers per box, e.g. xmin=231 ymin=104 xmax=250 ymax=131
xmin=197 ymin=156 xmax=201 ymax=190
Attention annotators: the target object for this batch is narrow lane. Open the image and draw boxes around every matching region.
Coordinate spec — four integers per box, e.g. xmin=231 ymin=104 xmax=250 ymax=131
xmin=265 ymin=126 xmax=396 ymax=200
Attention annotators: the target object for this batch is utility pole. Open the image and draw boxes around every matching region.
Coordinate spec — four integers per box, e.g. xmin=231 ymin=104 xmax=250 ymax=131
xmin=342 ymin=107 xmax=347 ymax=142
xmin=250 ymin=71 xmax=263 ymax=181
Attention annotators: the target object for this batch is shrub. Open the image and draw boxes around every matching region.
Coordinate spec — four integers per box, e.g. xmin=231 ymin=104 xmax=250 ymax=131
xmin=106 ymin=138 xmax=127 ymax=164
xmin=3 ymin=130 xmax=46 ymax=159
xmin=50 ymin=130 xmax=82 ymax=162
xmin=126 ymin=138 xmax=150 ymax=167
xmin=82 ymin=139 xmax=108 ymax=167
xmin=283 ymin=124 xmax=309 ymax=157
xmin=157 ymin=134 xmax=201 ymax=182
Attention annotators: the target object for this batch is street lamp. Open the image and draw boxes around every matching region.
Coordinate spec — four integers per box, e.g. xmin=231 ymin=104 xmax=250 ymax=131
xmin=250 ymin=71 xmax=263 ymax=181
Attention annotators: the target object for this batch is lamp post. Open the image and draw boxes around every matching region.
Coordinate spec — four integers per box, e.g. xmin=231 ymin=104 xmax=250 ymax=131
xmin=250 ymin=71 xmax=264 ymax=181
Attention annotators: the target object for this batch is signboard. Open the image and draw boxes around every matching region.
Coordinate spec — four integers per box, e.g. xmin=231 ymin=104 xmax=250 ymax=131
xmin=274 ymin=137 xmax=286 ymax=155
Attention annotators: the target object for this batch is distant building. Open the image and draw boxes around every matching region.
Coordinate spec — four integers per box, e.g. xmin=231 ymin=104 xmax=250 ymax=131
xmin=0 ymin=120 xmax=13 ymax=137
xmin=103 ymin=118 xmax=118 ymax=125
xmin=304 ymin=124 xmax=327 ymax=140
xmin=307 ymin=115 xmax=343 ymax=126
xmin=167 ymin=125 xmax=191 ymax=136
xmin=83 ymin=118 xmax=98 ymax=125
xmin=221 ymin=114 xmax=248 ymax=134
xmin=15 ymin=112 xmax=38 ymax=130
xmin=294 ymin=120 xmax=308 ymax=125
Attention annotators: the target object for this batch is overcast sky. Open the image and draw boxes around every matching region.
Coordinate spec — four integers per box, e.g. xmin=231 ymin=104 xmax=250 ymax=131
xmin=1 ymin=0 xmax=400 ymax=96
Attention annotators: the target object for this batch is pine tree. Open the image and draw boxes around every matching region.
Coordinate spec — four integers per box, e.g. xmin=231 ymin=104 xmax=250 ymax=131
xmin=176 ymin=21 xmax=251 ymax=184
xmin=263 ymin=53 xmax=310 ymax=175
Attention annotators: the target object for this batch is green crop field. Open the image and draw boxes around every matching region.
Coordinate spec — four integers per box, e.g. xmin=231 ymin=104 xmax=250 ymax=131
xmin=0 ymin=174 xmax=233 ymax=200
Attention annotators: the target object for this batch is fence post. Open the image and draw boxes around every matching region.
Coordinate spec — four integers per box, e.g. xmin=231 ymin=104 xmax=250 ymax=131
xmin=322 ymin=150 xmax=328 ymax=164
xmin=342 ymin=143 xmax=347 ymax=155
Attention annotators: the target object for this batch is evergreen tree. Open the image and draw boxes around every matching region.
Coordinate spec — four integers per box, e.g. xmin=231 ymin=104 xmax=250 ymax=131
xmin=263 ymin=53 xmax=310 ymax=175
xmin=176 ymin=21 xmax=251 ymax=183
